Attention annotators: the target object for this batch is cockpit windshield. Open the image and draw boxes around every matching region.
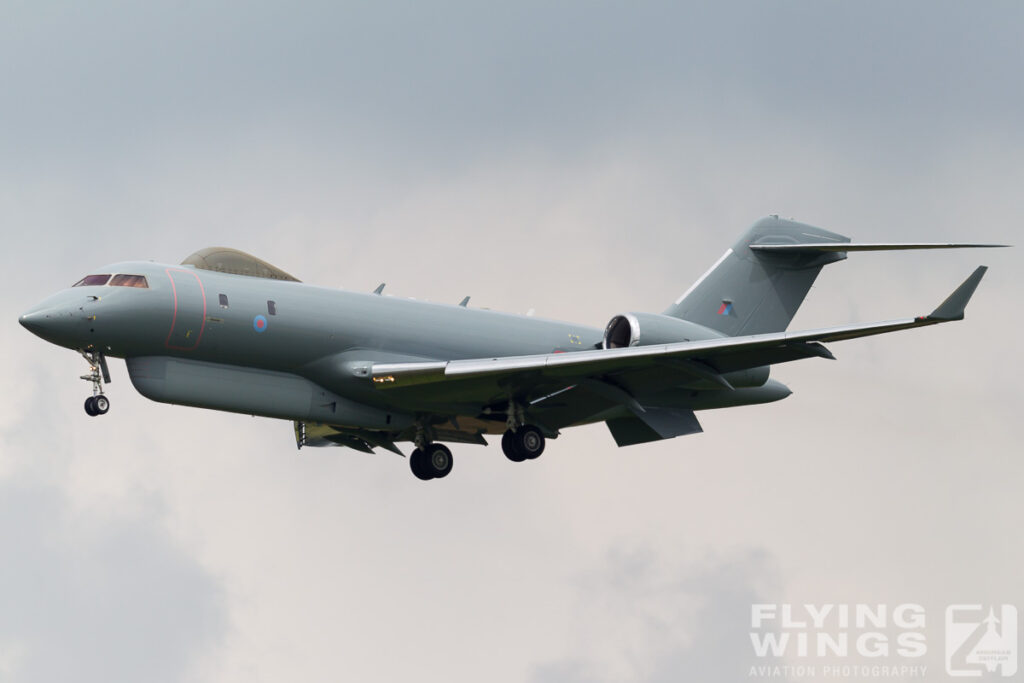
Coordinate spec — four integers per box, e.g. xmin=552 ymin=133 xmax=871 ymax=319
xmin=110 ymin=274 xmax=148 ymax=288
xmin=72 ymin=274 xmax=111 ymax=287
xmin=71 ymin=274 xmax=149 ymax=288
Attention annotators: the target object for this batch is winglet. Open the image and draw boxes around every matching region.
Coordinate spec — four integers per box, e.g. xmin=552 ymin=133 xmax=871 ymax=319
xmin=928 ymin=266 xmax=988 ymax=321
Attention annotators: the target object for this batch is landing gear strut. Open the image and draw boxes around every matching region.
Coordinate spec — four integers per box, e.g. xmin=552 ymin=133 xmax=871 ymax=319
xmin=80 ymin=349 xmax=111 ymax=417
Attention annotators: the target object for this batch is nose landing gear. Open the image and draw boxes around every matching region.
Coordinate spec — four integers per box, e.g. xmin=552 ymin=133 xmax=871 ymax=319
xmin=80 ymin=349 xmax=111 ymax=417
xmin=84 ymin=394 xmax=110 ymax=416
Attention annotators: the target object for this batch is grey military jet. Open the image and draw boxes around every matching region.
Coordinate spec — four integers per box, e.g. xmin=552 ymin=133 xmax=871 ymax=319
xmin=19 ymin=216 xmax=1003 ymax=480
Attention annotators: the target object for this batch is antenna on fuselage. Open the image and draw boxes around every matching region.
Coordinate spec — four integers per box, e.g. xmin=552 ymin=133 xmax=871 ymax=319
xmin=458 ymin=296 xmax=470 ymax=307
xmin=373 ymin=283 xmax=385 ymax=295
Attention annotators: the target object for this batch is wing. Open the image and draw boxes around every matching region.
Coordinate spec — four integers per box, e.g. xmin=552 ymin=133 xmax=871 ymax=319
xmin=370 ymin=267 xmax=988 ymax=403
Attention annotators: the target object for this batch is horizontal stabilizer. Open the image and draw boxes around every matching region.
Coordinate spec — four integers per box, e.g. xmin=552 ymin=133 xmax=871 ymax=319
xmin=928 ymin=266 xmax=988 ymax=321
xmin=750 ymin=242 xmax=1008 ymax=253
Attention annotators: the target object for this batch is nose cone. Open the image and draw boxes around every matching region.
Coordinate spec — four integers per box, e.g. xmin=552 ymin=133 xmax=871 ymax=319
xmin=19 ymin=299 xmax=86 ymax=347
xmin=18 ymin=310 xmax=42 ymax=333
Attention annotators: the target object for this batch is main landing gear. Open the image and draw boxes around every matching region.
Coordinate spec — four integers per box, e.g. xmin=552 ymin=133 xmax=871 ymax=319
xmin=406 ymin=406 xmax=548 ymax=481
xmin=409 ymin=443 xmax=454 ymax=481
xmin=80 ymin=349 xmax=111 ymax=417
xmin=501 ymin=425 xmax=545 ymax=462
xmin=408 ymin=424 xmax=454 ymax=481
xmin=501 ymin=399 xmax=546 ymax=462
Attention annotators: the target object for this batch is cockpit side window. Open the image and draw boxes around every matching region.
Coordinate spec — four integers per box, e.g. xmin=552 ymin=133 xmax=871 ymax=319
xmin=110 ymin=274 xmax=149 ymax=288
xmin=72 ymin=274 xmax=111 ymax=287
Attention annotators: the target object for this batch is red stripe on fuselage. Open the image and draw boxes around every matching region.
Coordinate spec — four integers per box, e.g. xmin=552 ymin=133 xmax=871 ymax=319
xmin=164 ymin=268 xmax=208 ymax=351
xmin=164 ymin=268 xmax=179 ymax=349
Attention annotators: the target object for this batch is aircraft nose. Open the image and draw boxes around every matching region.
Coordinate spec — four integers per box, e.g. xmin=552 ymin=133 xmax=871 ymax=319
xmin=18 ymin=303 xmax=83 ymax=343
xmin=18 ymin=310 xmax=44 ymax=333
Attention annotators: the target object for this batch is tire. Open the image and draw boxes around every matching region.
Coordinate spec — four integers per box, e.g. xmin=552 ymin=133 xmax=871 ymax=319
xmin=93 ymin=395 xmax=110 ymax=415
xmin=409 ymin=448 xmax=434 ymax=481
xmin=502 ymin=430 xmax=526 ymax=462
xmin=84 ymin=396 xmax=98 ymax=417
xmin=515 ymin=425 xmax=545 ymax=460
xmin=424 ymin=444 xmax=453 ymax=479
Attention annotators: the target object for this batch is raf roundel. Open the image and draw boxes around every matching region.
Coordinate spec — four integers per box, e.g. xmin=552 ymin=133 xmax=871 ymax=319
xmin=253 ymin=315 xmax=268 ymax=333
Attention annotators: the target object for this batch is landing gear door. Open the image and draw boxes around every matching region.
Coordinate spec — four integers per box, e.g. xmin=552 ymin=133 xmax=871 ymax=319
xmin=165 ymin=269 xmax=207 ymax=351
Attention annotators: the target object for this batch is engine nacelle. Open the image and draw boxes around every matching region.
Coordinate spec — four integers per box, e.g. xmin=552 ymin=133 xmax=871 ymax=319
xmin=603 ymin=312 xmax=722 ymax=348
xmin=602 ymin=312 xmax=769 ymax=388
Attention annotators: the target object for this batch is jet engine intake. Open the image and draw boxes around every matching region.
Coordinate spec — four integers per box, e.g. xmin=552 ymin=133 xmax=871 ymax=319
xmin=603 ymin=312 xmax=722 ymax=349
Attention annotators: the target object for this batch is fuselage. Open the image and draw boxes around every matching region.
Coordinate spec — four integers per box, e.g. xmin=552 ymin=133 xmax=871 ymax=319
xmin=23 ymin=260 xmax=602 ymax=363
xmin=19 ymin=262 xmax=603 ymax=415
xmin=19 ymin=260 xmax=786 ymax=433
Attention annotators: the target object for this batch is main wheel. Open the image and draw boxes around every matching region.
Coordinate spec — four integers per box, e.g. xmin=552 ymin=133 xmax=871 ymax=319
xmin=93 ymin=395 xmax=110 ymax=415
xmin=515 ymin=425 xmax=545 ymax=460
xmin=502 ymin=430 xmax=526 ymax=462
xmin=84 ymin=396 xmax=98 ymax=417
xmin=409 ymin=448 xmax=433 ymax=480
xmin=424 ymin=443 xmax=453 ymax=479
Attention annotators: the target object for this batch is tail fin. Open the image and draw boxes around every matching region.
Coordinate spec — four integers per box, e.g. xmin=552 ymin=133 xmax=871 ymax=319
xmin=663 ymin=216 xmax=849 ymax=335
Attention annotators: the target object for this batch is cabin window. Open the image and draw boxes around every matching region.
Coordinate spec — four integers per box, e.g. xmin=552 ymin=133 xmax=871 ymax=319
xmin=72 ymin=274 xmax=111 ymax=287
xmin=267 ymin=300 xmax=276 ymax=315
xmin=110 ymin=274 xmax=149 ymax=288
xmin=219 ymin=293 xmax=229 ymax=308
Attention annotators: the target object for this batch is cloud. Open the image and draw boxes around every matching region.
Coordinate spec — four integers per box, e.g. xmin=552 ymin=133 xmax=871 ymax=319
xmin=531 ymin=546 xmax=786 ymax=683
xmin=1 ymin=2 xmax=1022 ymax=682
xmin=0 ymin=360 xmax=225 ymax=683
xmin=0 ymin=480 xmax=225 ymax=683
xmin=3 ymin=1 xmax=1023 ymax=172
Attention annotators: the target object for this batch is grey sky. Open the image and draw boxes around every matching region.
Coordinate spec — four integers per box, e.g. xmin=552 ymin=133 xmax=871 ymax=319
xmin=2 ymin=2 xmax=1021 ymax=682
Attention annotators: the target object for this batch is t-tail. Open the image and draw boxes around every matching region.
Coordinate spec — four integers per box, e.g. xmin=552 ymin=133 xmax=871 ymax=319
xmin=663 ymin=215 xmax=1006 ymax=336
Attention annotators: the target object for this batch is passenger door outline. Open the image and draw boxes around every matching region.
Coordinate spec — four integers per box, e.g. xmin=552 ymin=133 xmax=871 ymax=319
xmin=165 ymin=268 xmax=208 ymax=350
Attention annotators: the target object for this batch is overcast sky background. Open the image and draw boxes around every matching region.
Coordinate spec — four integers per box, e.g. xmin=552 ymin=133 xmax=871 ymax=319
xmin=1 ymin=2 xmax=1021 ymax=682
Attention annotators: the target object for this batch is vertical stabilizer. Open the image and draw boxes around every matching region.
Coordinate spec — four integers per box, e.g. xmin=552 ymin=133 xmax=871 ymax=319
xmin=663 ymin=216 xmax=849 ymax=336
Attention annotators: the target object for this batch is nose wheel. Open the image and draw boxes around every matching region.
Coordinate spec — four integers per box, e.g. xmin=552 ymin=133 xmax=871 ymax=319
xmin=84 ymin=395 xmax=110 ymax=416
xmin=80 ymin=349 xmax=112 ymax=417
